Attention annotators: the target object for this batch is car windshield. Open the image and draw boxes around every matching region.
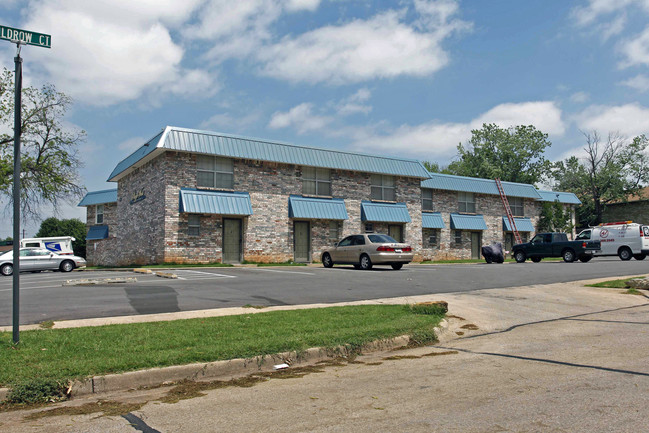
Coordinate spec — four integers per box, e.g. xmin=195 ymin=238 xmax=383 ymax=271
xmin=576 ymin=231 xmax=590 ymax=240
xmin=368 ymin=234 xmax=398 ymax=243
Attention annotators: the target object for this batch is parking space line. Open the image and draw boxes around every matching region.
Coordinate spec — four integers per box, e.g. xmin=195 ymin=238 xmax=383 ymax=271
xmin=253 ymin=268 xmax=315 ymax=275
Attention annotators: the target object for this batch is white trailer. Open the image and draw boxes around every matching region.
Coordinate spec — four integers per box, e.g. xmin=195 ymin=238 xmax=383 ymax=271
xmin=576 ymin=221 xmax=649 ymax=260
xmin=20 ymin=236 xmax=76 ymax=255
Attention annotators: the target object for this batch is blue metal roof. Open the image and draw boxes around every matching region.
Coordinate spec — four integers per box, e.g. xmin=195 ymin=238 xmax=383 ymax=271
xmin=450 ymin=213 xmax=488 ymax=230
xmin=86 ymin=225 xmax=109 ymax=240
xmin=502 ymin=217 xmax=535 ymax=232
xmin=288 ymin=196 xmax=348 ymax=220
xmin=361 ymin=201 xmax=411 ymax=223
xmin=109 ymin=126 xmax=430 ymax=181
xmin=179 ymin=189 xmax=253 ymax=215
xmin=78 ymin=189 xmax=118 ymax=206
xmin=422 ymin=173 xmax=541 ymax=199
xmin=422 ymin=212 xmax=445 ymax=229
xmin=536 ymin=189 xmax=581 ymax=205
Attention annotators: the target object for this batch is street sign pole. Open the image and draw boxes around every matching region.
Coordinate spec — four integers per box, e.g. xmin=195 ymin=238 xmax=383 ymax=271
xmin=1 ymin=25 xmax=51 ymax=344
xmin=12 ymin=44 xmax=22 ymax=344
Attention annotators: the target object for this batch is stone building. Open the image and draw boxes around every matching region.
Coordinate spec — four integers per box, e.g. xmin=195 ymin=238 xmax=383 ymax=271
xmin=79 ymin=126 xmax=580 ymax=265
xmin=602 ymin=187 xmax=649 ymax=225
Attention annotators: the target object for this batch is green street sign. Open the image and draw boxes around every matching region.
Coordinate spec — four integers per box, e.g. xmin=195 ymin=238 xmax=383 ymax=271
xmin=0 ymin=25 xmax=51 ymax=48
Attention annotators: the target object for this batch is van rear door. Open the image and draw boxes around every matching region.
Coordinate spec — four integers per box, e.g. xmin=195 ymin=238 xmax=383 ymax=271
xmin=642 ymin=226 xmax=649 ymax=254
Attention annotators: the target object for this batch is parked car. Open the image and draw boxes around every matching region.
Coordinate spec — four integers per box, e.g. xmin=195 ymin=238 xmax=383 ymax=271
xmin=0 ymin=248 xmax=86 ymax=276
xmin=511 ymin=232 xmax=601 ymax=263
xmin=321 ymin=234 xmax=413 ymax=270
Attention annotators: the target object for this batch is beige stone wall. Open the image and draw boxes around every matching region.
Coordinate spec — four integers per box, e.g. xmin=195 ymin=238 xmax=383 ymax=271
xmin=85 ymin=202 xmax=117 ymax=266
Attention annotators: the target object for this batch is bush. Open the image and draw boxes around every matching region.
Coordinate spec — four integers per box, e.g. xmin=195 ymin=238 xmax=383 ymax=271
xmin=7 ymin=378 xmax=68 ymax=404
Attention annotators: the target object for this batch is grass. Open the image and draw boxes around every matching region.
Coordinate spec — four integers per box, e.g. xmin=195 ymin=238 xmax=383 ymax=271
xmin=87 ymin=262 xmax=233 ymax=269
xmin=0 ymin=305 xmax=443 ymax=388
xmin=419 ymin=257 xmax=563 ymax=264
xmin=585 ymin=276 xmax=647 ymax=289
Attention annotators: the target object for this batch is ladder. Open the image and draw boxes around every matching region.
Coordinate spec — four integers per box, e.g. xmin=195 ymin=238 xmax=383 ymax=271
xmin=496 ymin=178 xmax=522 ymax=245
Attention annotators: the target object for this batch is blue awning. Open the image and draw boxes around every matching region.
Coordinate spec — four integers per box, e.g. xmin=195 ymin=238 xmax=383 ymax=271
xmin=179 ymin=189 xmax=253 ymax=215
xmin=450 ymin=213 xmax=487 ymax=230
xmin=502 ymin=216 xmax=535 ymax=232
xmin=361 ymin=201 xmax=411 ymax=223
xmin=288 ymin=196 xmax=348 ymax=220
xmin=86 ymin=225 xmax=109 ymax=240
xmin=422 ymin=212 xmax=445 ymax=229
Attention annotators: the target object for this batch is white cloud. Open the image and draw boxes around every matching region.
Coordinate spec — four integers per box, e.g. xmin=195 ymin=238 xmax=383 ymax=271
xmin=620 ymin=73 xmax=649 ymax=91
xmin=258 ymin=2 xmax=470 ymax=85
xmin=268 ymin=103 xmax=333 ymax=134
xmin=351 ymin=101 xmax=566 ymax=159
xmin=286 ymin=0 xmax=321 ymax=12
xmin=571 ymin=0 xmax=648 ymax=26
xmin=336 ymin=88 xmax=373 ymax=116
xmin=117 ymin=137 xmax=147 ymax=153
xmin=570 ymin=91 xmax=590 ymax=102
xmin=620 ymin=26 xmax=649 ymax=67
xmin=575 ymin=103 xmax=649 ymax=138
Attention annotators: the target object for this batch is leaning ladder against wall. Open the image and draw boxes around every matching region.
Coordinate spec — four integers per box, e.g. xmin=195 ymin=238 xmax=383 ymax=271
xmin=495 ymin=178 xmax=522 ymax=245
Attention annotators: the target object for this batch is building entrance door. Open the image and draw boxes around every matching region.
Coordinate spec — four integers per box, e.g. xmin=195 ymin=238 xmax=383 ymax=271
xmin=294 ymin=221 xmax=310 ymax=262
xmin=471 ymin=232 xmax=482 ymax=259
xmin=388 ymin=225 xmax=403 ymax=242
xmin=223 ymin=218 xmax=242 ymax=263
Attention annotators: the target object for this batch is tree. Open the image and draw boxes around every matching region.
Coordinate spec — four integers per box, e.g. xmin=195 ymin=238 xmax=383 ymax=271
xmin=446 ymin=124 xmax=552 ymax=184
xmin=537 ymin=201 xmax=574 ymax=234
xmin=36 ymin=217 xmax=87 ymax=257
xmin=422 ymin=161 xmax=453 ymax=174
xmin=0 ymin=68 xmax=86 ymax=221
xmin=552 ymin=131 xmax=649 ymax=228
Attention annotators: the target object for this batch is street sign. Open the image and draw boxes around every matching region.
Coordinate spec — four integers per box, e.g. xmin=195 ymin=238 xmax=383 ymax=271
xmin=0 ymin=25 xmax=51 ymax=48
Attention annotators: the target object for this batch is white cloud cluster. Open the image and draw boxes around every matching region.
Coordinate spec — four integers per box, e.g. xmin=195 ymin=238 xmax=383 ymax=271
xmin=621 ymin=73 xmax=649 ymax=91
xmin=268 ymin=103 xmax=333 ymax=134
xmin=574 ymin=103 xmax=649 ymax=138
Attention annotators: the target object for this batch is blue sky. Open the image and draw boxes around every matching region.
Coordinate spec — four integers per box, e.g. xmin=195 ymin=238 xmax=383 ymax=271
xmin=1 ymin=0 xmax=649 ymax=238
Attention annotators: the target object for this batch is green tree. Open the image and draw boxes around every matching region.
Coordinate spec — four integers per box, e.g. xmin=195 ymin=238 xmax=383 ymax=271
xmin=36 ymin=217 xmax=86 ymax=257
xmin=422 ymin=161 xmax=453 ymax=174
xmin=537 ymin=201 xmax=574 ymax=234
xmin=447 ymin=124 xmax=552 ymax=184
xmin=552 ymin=132 xmax=649 ymax=227
xmin=0 ymin=68 xmax=86 ymax=221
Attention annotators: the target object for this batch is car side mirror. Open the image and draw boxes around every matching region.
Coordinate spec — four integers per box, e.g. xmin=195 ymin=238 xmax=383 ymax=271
xmin=334 ymin=242 xmax=339 ymax=247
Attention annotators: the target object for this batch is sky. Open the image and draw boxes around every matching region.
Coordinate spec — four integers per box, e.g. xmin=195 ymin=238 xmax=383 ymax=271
xmin=1 ymin=0 xmax=649 ymax=239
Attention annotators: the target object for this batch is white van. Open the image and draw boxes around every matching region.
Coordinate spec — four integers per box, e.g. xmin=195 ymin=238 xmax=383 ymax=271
xmin=576 ymin=222 xmax=649 ymax=261
xmin=20 ymin=236 xmax=76 ymax=255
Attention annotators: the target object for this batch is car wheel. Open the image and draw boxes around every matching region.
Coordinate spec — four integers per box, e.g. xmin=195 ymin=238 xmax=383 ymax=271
xmin=60 ymin=260 xmax=75 ymax=272
xmin=562 ymin=249 xmax=576 ymax=263
xmin=1 ymin=263 xmax=13 ymax=276
xmin=514 ymin=250 xmax=526 ymax=263
xmin=579 ymin=255 xmax=592 ymax=263
xmin=359 ymin=254 xmax=373 ymax=270
xmin=531 ymin=257 xmax=542 ymax=263
xmin=391 ymin=263 xmax=403 ymax=270
xmin=618 ymin=247 xmax=632 ymax=261
xmin=322 ymin=253 xmax=334 ymax=268
xmin=633 ymin=254 xmax=646 ymax=261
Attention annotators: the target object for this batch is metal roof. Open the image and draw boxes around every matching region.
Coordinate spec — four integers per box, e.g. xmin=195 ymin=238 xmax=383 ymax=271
xmin=536 ymin=190 xmax=581 ymax=205
xmin=502 ymin=217 xmax=535 ymax=232
xmin=108 ymin=126 xmax=430 ymax=182
xmin=361 ymin=201 xmax=411 ymax=223
xmin=77 ymin=189 xmax=118 ymax=206
xmin=450 ymin=213 xmax=488 ymax=230
xmin=86 ymin=225 xmax=109 ymax=240
xmin=179 ymin=189 xmax=253 ymax=215
xmin=422 ymin=173 xmax=541 ymax=199
xmin=288 ymin=196 xmax=348 ymax=220
xmin=422 ymin=212 xmax=445 ymax=229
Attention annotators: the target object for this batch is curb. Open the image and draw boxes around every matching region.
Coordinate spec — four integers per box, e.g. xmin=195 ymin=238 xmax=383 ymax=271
xmin=62 ymin=277 xmax=137 ymax=286
xmin=0 ymin=320 xmax=447 ymax=402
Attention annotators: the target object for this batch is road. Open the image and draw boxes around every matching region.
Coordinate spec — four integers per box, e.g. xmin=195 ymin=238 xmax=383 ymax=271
xmin=0 ymin=257 xmax=647 ymax=325
xmin=2 ymin=281 xmax=647 ymax=432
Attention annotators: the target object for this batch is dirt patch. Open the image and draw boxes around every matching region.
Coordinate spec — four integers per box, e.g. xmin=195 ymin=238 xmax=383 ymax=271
xmin=446 ymin=315 xmax=466 ymax=321
xmin=420 ymin=350 xmax=458 ymax=358
xmin=460 ymin=324 xmax=479 ymax=330
xmin=383 ymin=350 xmax=458 ymax=361
xmin=25 ymin=400 xmax=144 ymax=420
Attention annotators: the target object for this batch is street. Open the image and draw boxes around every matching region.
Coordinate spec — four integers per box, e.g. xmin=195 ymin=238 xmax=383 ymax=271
xmin=2 ymin=280 xmax=647 ymax=432
xmin=0 ymin=257 xmax=648 ymax=326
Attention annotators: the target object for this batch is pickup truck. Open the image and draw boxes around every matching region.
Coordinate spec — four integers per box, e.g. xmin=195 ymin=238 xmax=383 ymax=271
xmin=512 ymin=232 xmax=601 ymax=263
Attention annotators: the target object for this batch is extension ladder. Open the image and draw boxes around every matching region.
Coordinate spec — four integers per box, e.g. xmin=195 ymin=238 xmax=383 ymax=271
xmin=496 ymin=178 xmax=522 ymax=245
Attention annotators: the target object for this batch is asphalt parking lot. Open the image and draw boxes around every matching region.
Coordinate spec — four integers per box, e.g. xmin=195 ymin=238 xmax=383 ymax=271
xmin=0 ymin=257 xmax=647 ymax=326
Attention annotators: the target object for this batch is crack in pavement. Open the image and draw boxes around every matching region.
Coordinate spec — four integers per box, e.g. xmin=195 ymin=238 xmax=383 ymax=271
xmin=122 ymin=413 xmax=162 ymax=433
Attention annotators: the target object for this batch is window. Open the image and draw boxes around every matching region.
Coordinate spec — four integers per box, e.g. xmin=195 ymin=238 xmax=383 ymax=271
xmin=428 ymin=230 xmax=439 ymax=246
xmin=454 ymin=230 xmax=462 ymax=244
xmin=521 ymin=233 xmax=528 ymax=243
xmin=576 ymin=230 xmax=591 ymax=240
xmin=96 ymin=204 xmax=104 ymax=224
xmin=458 ymin=192 xmax=475 ymax=213
xmin=370 ymin=174 xmax=396 ymax=201
xmin=510 ymin=197 xmax=524 ymax=216
xmin=422 ymin=189 xmax=433 ymax=211
xmin=338 ymin=236 xmax=353 ymax=247
xmin=364 ymin=223 xmax=374 ymax=233
xmin=188 ymin=215 xmax=201 ymax=236
xmin=351 ymin=235 xmax=366 ymax=245
xmin=197 ymin=155 xmax=234 ymax=189
xmin=329 ymin=221 xmax=339 ymax=240
xmin=302 ymin=167 xmax=331 ymax=196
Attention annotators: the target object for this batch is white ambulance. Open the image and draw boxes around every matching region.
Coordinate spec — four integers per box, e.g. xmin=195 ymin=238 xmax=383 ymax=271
xmin=20 ymin=236 xmax=76 ymax=255
xmin=576 ymin=221 xmax=649 ymax=261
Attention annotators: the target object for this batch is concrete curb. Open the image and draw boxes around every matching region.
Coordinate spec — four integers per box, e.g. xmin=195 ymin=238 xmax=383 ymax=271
xmin=62 ymin=277 xmax=137 ymax=286
xmin=1 ymin=320 xmax=448 ymax=402
xmin=154 ymin=272 xmax=178 ymax=279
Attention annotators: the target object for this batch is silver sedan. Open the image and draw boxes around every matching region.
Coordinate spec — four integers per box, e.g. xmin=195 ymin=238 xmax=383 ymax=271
xmin=321 ymin=234 xmax=414 ymax=270
xmin=0 ymin=248 xmax=87 ymax=276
